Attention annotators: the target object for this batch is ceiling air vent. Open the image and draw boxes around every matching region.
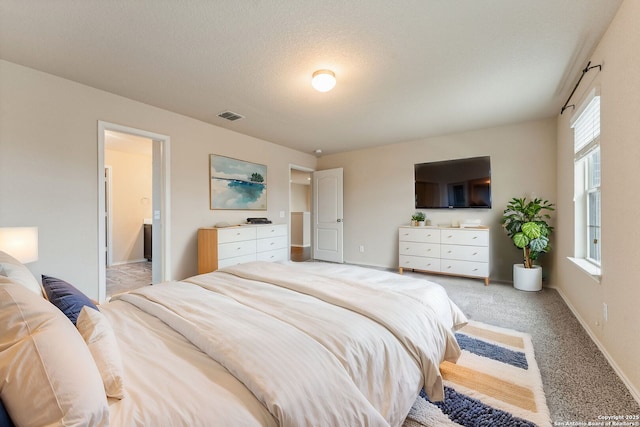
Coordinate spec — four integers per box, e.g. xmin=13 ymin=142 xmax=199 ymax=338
xmin=217 ymin=110 xmax=245 ymax=121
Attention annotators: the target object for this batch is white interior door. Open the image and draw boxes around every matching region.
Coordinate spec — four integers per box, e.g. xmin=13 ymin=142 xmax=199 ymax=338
xmin=104 ymin=166 xmax=113 ymax=267
xmin=151 ymin=140 xmax=162 ymax=284
xmin=313 ymin=168 xmax=343 ymax=263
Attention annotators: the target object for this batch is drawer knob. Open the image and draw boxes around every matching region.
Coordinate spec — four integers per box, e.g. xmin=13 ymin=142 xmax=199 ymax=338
xmin=473 ymin=236 xmax=478 ymax=239
xmin=473 ymin=252 xmax=478 ymax=256
xmin=447 ymin=250 xmax=452 ymax=253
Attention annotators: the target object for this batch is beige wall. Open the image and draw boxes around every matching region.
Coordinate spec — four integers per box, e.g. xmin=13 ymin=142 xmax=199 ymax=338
xmin=554 ymin=0 xmax=640 ymax=401
xmin=0 ymin=60 xmax=316 ymax=299
xmin=291 ymin=212 xmax=311 ymax=247
xmin=105 ymin=148 xmax=152 ymax=264
xmin=317 ymin=118 xmax=557 ymax=282
xmin=291 ymin=183 xmax=311 ymax=212
xmin=290 ymin=179 xmax=311 ymax=248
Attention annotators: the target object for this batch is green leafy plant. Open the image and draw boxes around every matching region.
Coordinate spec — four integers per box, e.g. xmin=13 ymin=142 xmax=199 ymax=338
xmin=411 ymin=211 xmax=426 ymax=222
xmin=502 ymin=197 xmax=555 ymax=268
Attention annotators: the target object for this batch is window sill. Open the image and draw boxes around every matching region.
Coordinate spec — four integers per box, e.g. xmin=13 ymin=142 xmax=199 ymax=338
xmin=567 ymin=257 xmax=601 ymax=283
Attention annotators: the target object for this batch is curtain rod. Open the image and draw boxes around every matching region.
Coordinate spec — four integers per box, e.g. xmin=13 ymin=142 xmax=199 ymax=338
xmin=561 ymin=61 xmax=602 ymax=114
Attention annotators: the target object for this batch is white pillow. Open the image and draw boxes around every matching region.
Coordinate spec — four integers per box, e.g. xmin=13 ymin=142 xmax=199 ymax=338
xmin=77 ymin=306 xmax=126 ymax=399
xmin=0 ymin=250 xmax=42 ymax=295
xmin=0 ymin=279 xmax=109 ymax=427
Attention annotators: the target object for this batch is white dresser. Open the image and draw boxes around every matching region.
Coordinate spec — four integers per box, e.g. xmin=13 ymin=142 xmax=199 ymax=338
xmin=198 ymin=224 xmax=288 ymax=274
xmin=398 ymin=226 xmax=490 ymax=285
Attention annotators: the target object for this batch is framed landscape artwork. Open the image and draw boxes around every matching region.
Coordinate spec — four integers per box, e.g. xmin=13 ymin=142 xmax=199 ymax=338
xmin=209 ymin=154 xmax=267 ymax=210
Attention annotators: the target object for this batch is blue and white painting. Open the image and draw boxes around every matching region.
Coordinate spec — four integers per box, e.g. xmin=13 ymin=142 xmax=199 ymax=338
xmin=210 ymin=155 xmax=267 ymax=210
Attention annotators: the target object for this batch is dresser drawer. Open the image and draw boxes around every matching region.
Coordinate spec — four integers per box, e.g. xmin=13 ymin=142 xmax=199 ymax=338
xmin=257 ymin=248 xmax=288 ymax=262
xmin=257 ymin=235 xmax=288 ymax=252
xmin=218 ymin=253 xmax=257 ymax=268
xmin=398 ymin=225 xmax=490 ymax=284
xmin=398 ymin=228 xmax=440 ymax=243
xmin=441 ymin=259 xmax=488 ymax=278
xmin=218 ymin=240 xmax=257 ymax=260
xmin=440 ymin=229 xmax=488 ymax=246
xmin=441 ymin=244 xmax=489 ymax=262
xmin=399 ymin=255 xmax=441 ymax=272
xmin=217 ymin=227 xmax=257 ymax=244
xmin=198 ymin=225 xmax=289 ymax=274
xmin=256 ymin=224 xmax=287 ymax=239
xmin=399 ymin=242 xmax=441 ymax=258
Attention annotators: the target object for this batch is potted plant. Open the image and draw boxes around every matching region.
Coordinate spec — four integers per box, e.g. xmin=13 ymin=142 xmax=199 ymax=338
xmin=502 ymin=197 xmax=554 ymax=291
xmin=411 ymin=211 xmax=426 ymax=226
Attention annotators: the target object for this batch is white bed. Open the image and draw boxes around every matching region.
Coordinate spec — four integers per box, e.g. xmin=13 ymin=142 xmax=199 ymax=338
xmin=0 ymin=255 xmax=467 ymax=427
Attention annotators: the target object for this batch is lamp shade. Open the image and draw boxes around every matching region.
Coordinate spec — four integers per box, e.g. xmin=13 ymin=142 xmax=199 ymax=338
xmin=0 ymin=227 xmax=39 ymax=263
xmin=311 ymin=70 xmax=336 ymax=92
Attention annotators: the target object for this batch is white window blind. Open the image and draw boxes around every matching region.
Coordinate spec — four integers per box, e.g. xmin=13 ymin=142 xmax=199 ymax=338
xmin=571 ymin=89 xmax=602 ymax=272
xmin=571 ymin=96 xmax=600 ymax=159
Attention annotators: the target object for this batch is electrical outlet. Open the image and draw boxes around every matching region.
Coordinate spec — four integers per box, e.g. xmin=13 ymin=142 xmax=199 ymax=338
xmin=602 ymin=303 xmax=608 ymax=322
xmin=279 ymin=211 xmax=285 ymax=218
xmin=359 ymin=245 xmax=365 ymax=253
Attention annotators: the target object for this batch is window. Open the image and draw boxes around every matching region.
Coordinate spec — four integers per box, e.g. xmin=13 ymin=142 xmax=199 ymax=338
xmin=571 ymin=92 xmax=601 ymax=276
xmin=586 ymin=148 xmax=601 ymax=264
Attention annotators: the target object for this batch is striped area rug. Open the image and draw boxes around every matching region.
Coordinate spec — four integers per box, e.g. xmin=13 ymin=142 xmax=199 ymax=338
xmin=404 ymin=321 xmax=551 ymax=427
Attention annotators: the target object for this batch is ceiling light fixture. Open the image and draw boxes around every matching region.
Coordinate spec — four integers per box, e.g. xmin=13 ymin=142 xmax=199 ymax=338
xmin=311 ymin=70 xmax=336 ymax=92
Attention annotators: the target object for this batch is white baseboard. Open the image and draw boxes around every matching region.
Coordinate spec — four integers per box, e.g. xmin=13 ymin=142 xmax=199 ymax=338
xmin=290 ymin=244 xmax=311 ymax=248
xmin=553 ymin=286 xmax=640 ymax=405
xmin=344 ymin=260 xmax=394 ymax=271
xmin=110 ymin=258 xmax=148 ymax=266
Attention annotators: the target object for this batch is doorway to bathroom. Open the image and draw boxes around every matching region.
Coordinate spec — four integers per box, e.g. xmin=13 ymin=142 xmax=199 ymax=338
xmin=98 ymin=121 xmax=171 ymax=302
xmin=104 ymin=131 xmax=153 ymax=296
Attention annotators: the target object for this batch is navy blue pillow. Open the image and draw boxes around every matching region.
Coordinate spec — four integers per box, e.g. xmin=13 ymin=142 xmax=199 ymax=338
xmin=41 ymin=275 xmax=98 ymax=325
xmin=0 ymin=399 xmax=14 ymax=427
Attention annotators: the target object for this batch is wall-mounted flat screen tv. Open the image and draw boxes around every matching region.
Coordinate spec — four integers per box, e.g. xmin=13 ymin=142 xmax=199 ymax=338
xmin=415 ymin=156 xmax=491 ymax=209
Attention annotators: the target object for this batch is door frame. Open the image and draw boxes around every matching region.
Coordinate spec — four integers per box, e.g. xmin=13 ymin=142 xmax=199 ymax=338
xmin=97 ymin=121 xmax=171 ymax=302
xmin=289 ymin=164 xmax=315 ymax=260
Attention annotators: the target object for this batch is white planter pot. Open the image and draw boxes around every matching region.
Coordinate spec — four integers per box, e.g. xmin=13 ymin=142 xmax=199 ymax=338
xmin=513 ymin=264 xmax=542 ymax=291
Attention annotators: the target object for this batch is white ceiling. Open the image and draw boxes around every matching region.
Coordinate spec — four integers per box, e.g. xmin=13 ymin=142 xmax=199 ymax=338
xmin=0 ymin=1 xmax=622 ymax=156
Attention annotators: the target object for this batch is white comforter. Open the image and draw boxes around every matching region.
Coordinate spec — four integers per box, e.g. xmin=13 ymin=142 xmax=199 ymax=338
xmin=104 ymin=261 xmax=466 ymax=427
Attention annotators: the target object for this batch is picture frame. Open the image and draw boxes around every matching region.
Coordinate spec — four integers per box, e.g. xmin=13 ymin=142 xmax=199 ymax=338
xmin=209 ymin=154 xmax=267 ymax=210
